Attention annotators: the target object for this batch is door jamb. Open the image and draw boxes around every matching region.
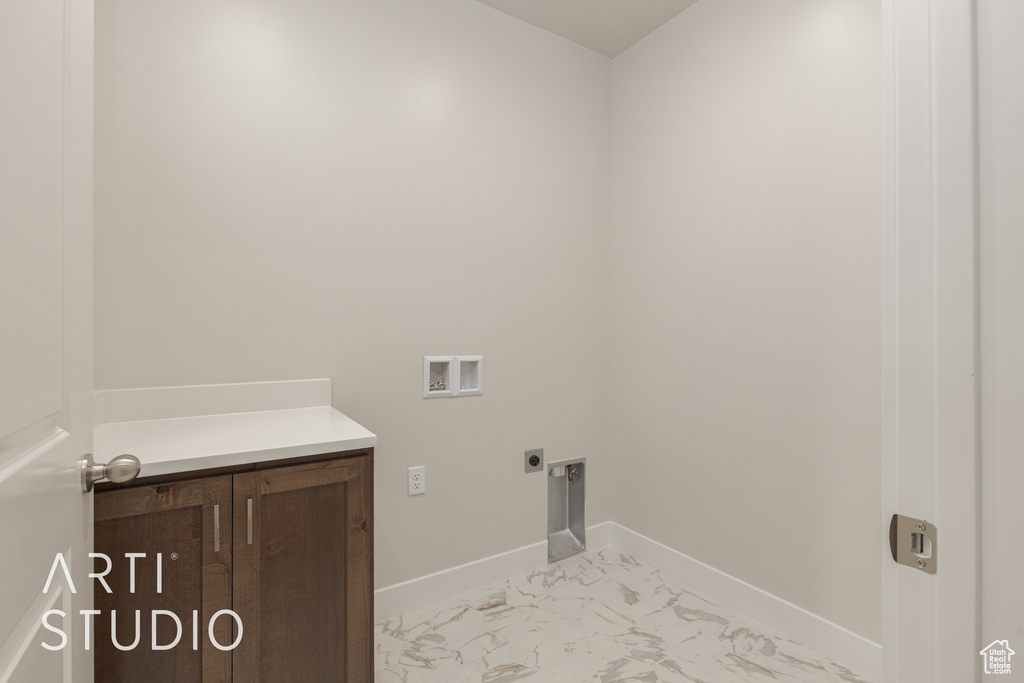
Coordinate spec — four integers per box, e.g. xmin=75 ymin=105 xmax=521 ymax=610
xmin=881 ymin=0 xmax=980 ymax=681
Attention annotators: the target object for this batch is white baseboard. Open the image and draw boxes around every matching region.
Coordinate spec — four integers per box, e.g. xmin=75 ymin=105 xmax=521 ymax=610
xmin=608 ymin=523 xmax=881 ymax=682
xmin=375 ymin=522 xmax=612 ymax=621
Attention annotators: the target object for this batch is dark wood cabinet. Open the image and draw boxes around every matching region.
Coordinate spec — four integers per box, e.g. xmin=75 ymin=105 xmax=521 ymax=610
xmin=95 ymin=475 xmax=233 ymax=682
xmin=232 ymin=456 xmax=373 ymax=682
xmin=93 ymin=450 xmax=373 ymax=683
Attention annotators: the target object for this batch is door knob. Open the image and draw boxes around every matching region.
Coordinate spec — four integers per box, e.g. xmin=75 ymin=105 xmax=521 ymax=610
xmin=81 ymin=453 xmax=141 ymax=493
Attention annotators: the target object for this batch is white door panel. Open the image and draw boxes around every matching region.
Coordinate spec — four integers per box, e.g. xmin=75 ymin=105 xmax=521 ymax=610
xmin=0 ymin=0 xmax=94 ymax=679
xmin=0 ymin=586 xmax=71 ymax=683
xmin=0 ymin=0 xmax=64 ymax=447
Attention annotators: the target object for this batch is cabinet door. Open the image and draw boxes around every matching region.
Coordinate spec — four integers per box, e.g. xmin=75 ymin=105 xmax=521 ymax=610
xmin=232 ymin=455 xmax=372 ymax=682
xmin=94 ymin=476 xmax=233 ymax=682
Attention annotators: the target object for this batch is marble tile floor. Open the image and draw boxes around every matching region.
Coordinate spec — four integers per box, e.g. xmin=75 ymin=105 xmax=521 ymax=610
xmin=375 ymin=547 xmax=873 ymax=683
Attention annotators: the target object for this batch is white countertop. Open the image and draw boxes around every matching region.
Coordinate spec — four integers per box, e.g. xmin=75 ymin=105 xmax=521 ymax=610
xmin=93 ymin=380 xmax=377 ymax=478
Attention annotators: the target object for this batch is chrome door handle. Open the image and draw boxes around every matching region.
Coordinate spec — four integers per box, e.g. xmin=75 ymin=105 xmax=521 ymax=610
xmin=81 ymin=453 xmax=141 ymax=492
xmin=247 ymin=497 xmax=253 ymax=545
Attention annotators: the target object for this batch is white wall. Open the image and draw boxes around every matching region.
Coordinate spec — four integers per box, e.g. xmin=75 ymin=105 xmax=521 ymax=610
xmin=609 ymin=0 xmax=882 ymax=641
xmin=95 ymin=0 xmax=886 ymax=642
xmin=94 ymin=0 xmax=611 ymax=589
xmin=979 ymin=0 xmax=1024 ymax=651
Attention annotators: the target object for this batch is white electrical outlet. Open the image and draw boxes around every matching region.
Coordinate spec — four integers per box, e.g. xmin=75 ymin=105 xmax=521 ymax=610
xmin=408 ymin=466 xmax=425 ymax=496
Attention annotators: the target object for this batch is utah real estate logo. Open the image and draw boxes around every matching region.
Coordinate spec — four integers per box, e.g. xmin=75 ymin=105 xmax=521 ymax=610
xmin=980 ymin=640 xmax=1015 ymax=676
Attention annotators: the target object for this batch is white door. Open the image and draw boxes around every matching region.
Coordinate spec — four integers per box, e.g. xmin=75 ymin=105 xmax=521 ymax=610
xmin=978 ymin=0 xmax=1024 ymax=672
xmin=0 ymin=0 xmax=94 ymax=680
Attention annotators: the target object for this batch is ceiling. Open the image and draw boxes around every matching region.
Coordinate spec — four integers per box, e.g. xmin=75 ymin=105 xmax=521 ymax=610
xmin=474 ymin=0 xmax=700 ymax=59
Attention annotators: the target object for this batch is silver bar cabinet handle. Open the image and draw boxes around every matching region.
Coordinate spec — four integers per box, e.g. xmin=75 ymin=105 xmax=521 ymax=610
xmin=247 ymin=497 xmax=253 ymax=545
xmin=214 ymin=502 xmax=220 ymax=552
